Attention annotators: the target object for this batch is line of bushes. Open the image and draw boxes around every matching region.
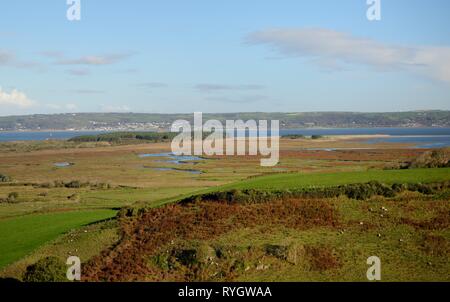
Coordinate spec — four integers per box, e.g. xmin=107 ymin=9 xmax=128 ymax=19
xmin=281 ymin=134 xmax=324 ymax=140
xmin=71 ymin=130 xmax=291 ymax=144
xmin=69 ymin=132 xmax=178 ymax=143
xmin=33 ymin=180 xmax=112 ymax=189
xmin=311 ymin=135 xmax=324 ymax=140
xmin=282 ymin=134 xmax=306 ymax=139
xmin=179 ymin=180 xmax=450 ymax=204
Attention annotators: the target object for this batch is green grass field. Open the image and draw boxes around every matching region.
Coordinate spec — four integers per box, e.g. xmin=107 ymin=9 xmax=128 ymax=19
xmin=0 ymin=209 xmax=117 ymax=269
xmin=153 ymin=168 xmax=450 ymax=206
xmin=220 ymin=168 xmax=450 ymax=191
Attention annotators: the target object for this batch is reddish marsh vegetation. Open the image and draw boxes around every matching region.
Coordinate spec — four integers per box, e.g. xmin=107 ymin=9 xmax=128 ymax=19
xmin=83 ymin=198 xmax=339 ymax=281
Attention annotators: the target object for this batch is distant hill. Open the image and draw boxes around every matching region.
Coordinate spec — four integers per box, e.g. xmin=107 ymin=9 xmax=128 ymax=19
xmin=0 ymin=111 xmax=449 ymax=131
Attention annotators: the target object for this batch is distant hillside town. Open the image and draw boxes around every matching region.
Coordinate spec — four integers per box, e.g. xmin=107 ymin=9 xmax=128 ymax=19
xmin=0 ymin=111 xmax=449 ymax=132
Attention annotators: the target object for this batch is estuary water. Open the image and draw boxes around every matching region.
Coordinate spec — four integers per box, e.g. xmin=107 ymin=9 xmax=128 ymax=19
xmin=1 ymin=128 xmax=450 ymax=148
xmin=0 ymin=131 xmax=104 ymax=142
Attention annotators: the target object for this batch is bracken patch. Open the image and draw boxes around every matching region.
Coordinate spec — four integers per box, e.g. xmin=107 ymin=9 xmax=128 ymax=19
xmin=83 ymin=198 xmax=339 ymax=281
xmin=401 ymin=210 xmax=450 ymax=230
xmin=420 ymin=234 xmax=450 ymax=257
xmin=304 ymin=245 xmax=341 ymax=271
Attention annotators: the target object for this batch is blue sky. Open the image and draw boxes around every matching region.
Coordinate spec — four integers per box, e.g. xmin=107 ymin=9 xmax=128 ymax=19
xmin=1 ymin=0 xmax=450 ymax=115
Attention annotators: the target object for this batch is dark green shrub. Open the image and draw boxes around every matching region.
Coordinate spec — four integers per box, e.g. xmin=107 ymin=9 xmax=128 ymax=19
xmin=265 ymin=244 xmax=288 ymax=260
xmin=392 ymin=183 xmax=408 ymax=193
xmin=7 ymin=192 xmax=19 ymax=203
xmin=173 ymin=249 xmax=198 ymax=266
xmin=22 ymin=257 xmax=67 ymax=282
xmin=344 ymin=184 xmax=372 ymax=200
xmin=282 ymin=134 xmax=305 ymax=139
xmin=65 ymin=180 xmax=82 ymax=188
xmin=69 ymin=132 xmax=178 ymax=143
xmin=369 ymin=181 xmax=395 ymax=198
xmin=311 ymin=135 xmax=323 ymax=140
xmin=409 ymin=149 xmax=450 ymax=169
xmin=0 ymin=174 xmax=11 ymax=182
xmin=39 ymin=182 xmax=53 ymax=188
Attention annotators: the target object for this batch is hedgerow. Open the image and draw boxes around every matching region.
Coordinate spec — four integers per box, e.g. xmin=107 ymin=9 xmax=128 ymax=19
xmin=179 ymin=181 xmax=450 ymax=204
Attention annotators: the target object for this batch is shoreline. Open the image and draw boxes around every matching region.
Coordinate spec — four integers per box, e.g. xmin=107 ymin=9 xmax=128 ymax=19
xmin=1 ymin=126 xmax=450 ymax=133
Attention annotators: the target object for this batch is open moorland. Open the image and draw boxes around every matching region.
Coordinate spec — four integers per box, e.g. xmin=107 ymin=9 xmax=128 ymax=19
xmin=0 ymin=134 xmax=449 ymax=281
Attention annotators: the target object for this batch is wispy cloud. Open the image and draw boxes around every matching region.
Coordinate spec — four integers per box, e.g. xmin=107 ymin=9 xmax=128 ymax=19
xmin=246 ymin=28 xmax=450 ymax=84
xmin=195 ymin=84 xmax=265 ymax=92
xmin=56 ymin=53 xmax=133 ymax=66
xmin=0 ymin=49 xmax=42 ymax=71
xmin=0 ymin=87 xmax=36 ymax=108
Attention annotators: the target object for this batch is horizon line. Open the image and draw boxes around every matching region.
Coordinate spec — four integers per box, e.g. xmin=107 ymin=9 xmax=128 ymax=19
xmin=1 ymin=109 xmax=449 ymax=118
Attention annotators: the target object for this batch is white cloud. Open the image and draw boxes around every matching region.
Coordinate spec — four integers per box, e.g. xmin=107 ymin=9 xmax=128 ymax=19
xmin=246 ymin=28 xmax=450 ymax=84
xmin=0 ymin=87 xmax=35 ymax=108
xmin=56 ymin=53 xmax=133 ymax=66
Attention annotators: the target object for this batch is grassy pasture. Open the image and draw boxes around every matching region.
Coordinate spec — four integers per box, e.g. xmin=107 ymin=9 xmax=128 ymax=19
xmin=0 ymin=209 xmax=117 ymax=269
xmin=220 ymin=168 xmax=450 ymax=191
xmin=0 ymin=220 xmax=120 ymax=280
xmin=153 ymin=168 xmax=450 ymax=206
xmin=0 ymin=186 xmax=207 ymax=219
